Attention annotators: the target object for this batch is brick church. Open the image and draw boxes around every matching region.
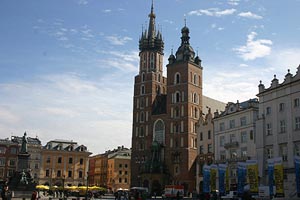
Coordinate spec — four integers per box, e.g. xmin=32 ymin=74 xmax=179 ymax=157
xmin=130 ymin=2 xmax=223 ymax=195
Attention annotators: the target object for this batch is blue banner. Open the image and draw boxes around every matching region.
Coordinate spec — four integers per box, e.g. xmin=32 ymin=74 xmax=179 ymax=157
xmin=268 ymin=159 xmax=274 ymax=197
xmin=203 ymin=165 xmax=211 ymax=193
xmin=237 ymin=162 xmax=246 ymax=196
xmin=295 ymin=156 xmax=300 ymax=196
xmin=218 ymin=164 xmax=227 ymax=196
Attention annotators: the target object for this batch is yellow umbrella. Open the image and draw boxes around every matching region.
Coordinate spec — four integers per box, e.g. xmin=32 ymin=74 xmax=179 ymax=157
xmin=78 ymin=186 xmax=88 ymax=190
xmin=66 ymin=185 xmax=78 ymax=191
xmin=89 ymin=186 xmax=101 ymax=191
xmin=36 ymin=185 xmax=50 ymax=190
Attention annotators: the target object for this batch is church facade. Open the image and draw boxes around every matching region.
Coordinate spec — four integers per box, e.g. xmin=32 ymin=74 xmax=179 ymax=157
xmin=130 ymin=2 xmax=203 ymax=194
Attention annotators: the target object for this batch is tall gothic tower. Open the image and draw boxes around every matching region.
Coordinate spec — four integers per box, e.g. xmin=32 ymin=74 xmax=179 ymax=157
xmin=131 ymin=2 xmax=202 ymax=194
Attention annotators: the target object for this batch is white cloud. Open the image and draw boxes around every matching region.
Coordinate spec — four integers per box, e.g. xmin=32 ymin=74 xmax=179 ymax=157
xmin=228 ymin=0 xmax=240 ymax=6
xmin=0 ymin=106 xmax=20 ymax=124
xmin=233 ymin=32 xmax=272 ymax=60
xmin=103 ymin=9 xmax=112 ymax=13
xmin=238 ymin=12 xmax=263 ymax=19
xmin=105 ymin=35 xmax=133 ymax=45
xmin=78 ymin=0 xmax=88 ymax=5
xmin=188 ymin=8 xmax=236 ymax=17
xmin=43 ymin=107 xmax=79 ymax=118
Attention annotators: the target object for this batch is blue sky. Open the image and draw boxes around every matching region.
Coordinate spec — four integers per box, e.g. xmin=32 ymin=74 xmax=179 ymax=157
xmin=0 ymin=0 xmax=299 ymax=155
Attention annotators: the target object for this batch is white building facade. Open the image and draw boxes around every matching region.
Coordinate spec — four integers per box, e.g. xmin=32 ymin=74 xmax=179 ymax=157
xmin=214 ymin=99 xmax=259 ymax=190
xmin=256 ymin=66 xmax=300 ymax=197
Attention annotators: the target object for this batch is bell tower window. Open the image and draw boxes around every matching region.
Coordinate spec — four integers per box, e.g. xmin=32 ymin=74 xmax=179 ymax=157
xmin=150 ymin=53 xmax=154 ymax=70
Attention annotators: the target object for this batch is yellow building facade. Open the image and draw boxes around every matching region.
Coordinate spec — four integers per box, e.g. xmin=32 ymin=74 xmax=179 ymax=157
xmin=40 ymin=140 xmax=91 ymax=187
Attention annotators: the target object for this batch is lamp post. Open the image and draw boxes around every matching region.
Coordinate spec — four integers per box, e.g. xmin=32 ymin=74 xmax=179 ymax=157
xmin=62 ymin=175 xmax=65 ymax=200
xmin=86 ymin=172 xmax=89 ymax=200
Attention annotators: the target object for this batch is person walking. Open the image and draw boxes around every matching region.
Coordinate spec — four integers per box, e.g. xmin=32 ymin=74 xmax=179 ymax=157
xmin=1 ymin=185 xmax=11 ymax=200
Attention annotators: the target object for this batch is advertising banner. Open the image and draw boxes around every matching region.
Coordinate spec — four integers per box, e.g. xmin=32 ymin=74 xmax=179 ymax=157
xmin=274 ymin=157 xmax=284 ymax=197
xmin=246 ymin=160 xmax=259 ymax=194
xmin=237 ymin=162 xmax=247 ymax=196
xmin=210 ymin=164 xmax=218 ymax=192
xmin=203 ymin=165 xmax=211 ymax=193
xmin=294 ymin=156 xmax=300 ymax=197
xmin=218 ymin=164 xmax=227 ymax=195
xmin=267 ymin=158 xmax=274 ymax=197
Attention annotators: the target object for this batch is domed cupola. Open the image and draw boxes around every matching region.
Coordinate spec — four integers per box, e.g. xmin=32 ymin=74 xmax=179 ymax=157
xmin=175 ymin=24 xmax=195 ymax=62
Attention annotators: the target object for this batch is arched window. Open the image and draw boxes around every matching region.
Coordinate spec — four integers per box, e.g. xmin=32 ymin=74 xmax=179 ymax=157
xmin=140 ymin=85 xmax=145 ymax=95
xmin=194 ymin=107 xmax=198 ymax=118
xmin=175 ymin=73 xmax=181 ymax=84
xmin=175 ymin=91 xmax=180 ymax=103
xmin=140 ymin=112 xmax=145 ymax=122
xmin=153 ymin=119 xmax=165 ymax=144
xmin=175 ymin=107 xmax=180 ymax=118
xmin=142 ymin=73 xmax=145 ymax=82
xmin=193 ymin=93 xmax=198 ymax=104
xmin=150 ymin=53 xmax=154 ymax=69
xmin=140 ymin=98 xmax=145 ymax=108
xmin=193 ymin=74 xmax=197 ymax=85
xmin=158 ymin=74 xmax=161 ymax=82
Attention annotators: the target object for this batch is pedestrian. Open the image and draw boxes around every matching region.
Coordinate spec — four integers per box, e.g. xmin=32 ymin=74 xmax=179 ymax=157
xmin=1 ymin=185 xmax=11 ymax=200
xmin=31 ymin=190 xmax=38 ymax=200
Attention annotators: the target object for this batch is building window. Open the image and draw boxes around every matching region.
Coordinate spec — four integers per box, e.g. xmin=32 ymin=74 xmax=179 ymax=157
xmin=207 ymin=144 xmax=212 ymax=153
xmin=208 ymin=130 xmax=211 ymax=140
xmin=230 ymin=149 xmax=237 ymax=158
xmin=119 ymin=164 xmax=122 ymax=168
xmin=46 ymin=157 xmax=51 ymax=163
xmin=45 ymin=169 xmax=50 ymax=177
xmin=69 ymin=157 xmax=73 ymax=164
xmin=175 ymin=73 xmax=180 ymax=84
xmin=220 ymin=151 xmax=226 ymax=160
xmin=230 ymin=134 xmax=236 ymax=142
xmin=193 ymin=74 xmax=197 ymax=85
xmin=140 ymin=112 xmax=145 ymax=122
xmin=9 ymin=159 xmax=15 ymax=166
xmin=280 ymin=120 xmax=286 ymax=133
xmin=240 ymin=117 xmax=246 ymax=126
xmin=80 ymin=158 xmax=84 ymax=165
xmin=229 ymin=120 xmax=235 ymax=129
xmin=279 ymin=103 xmax=285 ymax=111
xmin=266 ymin=147 xmax=273 ymax=159
xmin=279 ymin=144 xmax=288 ymax=161
xmin=79 ymin=171 xmax=83 ymax=178
xmin=142 ymin=73 xmax=145 ymax=82
xmin=199 ymin=145 xmax=204 ymax=154
xmin=241 ymin=131 xmax=247 ymax=143
xmin=250 ymin=130 xmax=254 ymax=140
xmin=175 ymin=92 xmax=181 ymax=103
xmin=295 ymin=117 xmax=300 ymax=130
xmin=294 ymin=98 xmax=300 ymax=108
xmin=294 ymin=143 xmax=300 ymax=156
xmin=68 ymin=170 xmax=72 ymax=178
xmin=220 ymin=122 xmax=225 ymax=131
xmin=266 ymin=106 xmax=271 ymax=115
xmin=58 ymin=157 xmax=62 ymax=164
xmin=125 ymin=164 xmax=128 ymax=168
xmin=35 ymin=164 xmax=39 ymax=169
xmin=140 ymin=85 xmax=145 ymax=95
xmin=266 ymin=123 xmax=272 ymax=135
xmin=220 ymin=136 xmax=225 ymax=146
xmin=241 ymin=147 xmax=247 ymax=157
xmin=174 ymin=107 xmax=180 ymax=118
xmin=10 ymin=147 xmax=17 ymax=154
xmin=200 ymin=132 xmax=203 ymax=141
xmin=57 ymin=170 xmax=61 ymax=177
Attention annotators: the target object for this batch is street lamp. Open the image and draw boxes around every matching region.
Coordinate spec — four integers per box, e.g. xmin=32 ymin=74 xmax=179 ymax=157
xmin=86 ymin=172 xmax=89 ymax=200
xmin=62 ymin=175 xmax=65 ymax=200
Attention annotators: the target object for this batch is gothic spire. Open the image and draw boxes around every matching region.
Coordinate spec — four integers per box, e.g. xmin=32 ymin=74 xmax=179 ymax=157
xmin=148 ymin=0 xmax=156 ymax=40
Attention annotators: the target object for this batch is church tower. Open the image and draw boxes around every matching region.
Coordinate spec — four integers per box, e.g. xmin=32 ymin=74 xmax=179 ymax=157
xmin=131 ymin=1 xmax=168 ymax=189
xmin=131 ymin=2 xmax=202 ymax=194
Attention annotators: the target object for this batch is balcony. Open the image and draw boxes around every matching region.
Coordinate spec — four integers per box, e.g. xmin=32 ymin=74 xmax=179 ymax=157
xmin=224 ymin=141 xmax=239 ymax=149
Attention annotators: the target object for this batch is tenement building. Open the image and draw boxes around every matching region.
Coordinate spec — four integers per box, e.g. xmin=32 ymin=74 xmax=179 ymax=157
xmin=40 ymin=139 xmax=91 ymax=187
xmin=130 ymin=2 xmax=224 ymax=194
xmin=213 ymin=99 xmax=259 ymax=190
xmin=256 ymin=66 xmax=300 ymax=197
